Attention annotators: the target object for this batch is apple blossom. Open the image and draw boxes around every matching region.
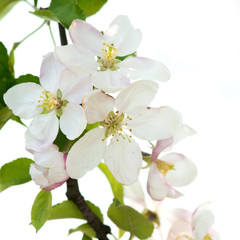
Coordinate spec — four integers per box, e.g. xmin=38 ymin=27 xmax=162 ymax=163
xmin=29 ymin=145 xmax=69 ymax=191
xmin=4 ymin=52 xmax=91 ymax=151
xmin=147 ymin=125 xmax=197 ymax=201
xmin=66 ymin=80 xmax=183 ymax=185
xmin=167 ymin=203 xmax=220 ymax=240
xmin=54 ymin=15 xmax=170 ymax=92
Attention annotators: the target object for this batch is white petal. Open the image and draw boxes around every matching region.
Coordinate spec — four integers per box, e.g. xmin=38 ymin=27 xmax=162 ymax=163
xmin=104 ymin=15 xmax=142 ymax=56
xmin=30 ymin=163 xmax=49 ymax=187
xmin=40 ymin=52 xmax=64 ymax=94
xmin=104 ymin=137 xmax=142 ymax=185
xmin=119 ymin=57 xmax=170 ymax=82
xmin=147 ymin=163 xmax=167 ymax=201
xmin=164 ymin=179 xmax=183 ymax=198
xmin=60 ymin=103 xmax=87 ymax=140
xmin=69 ymin=19 xmax=103 ymax=56
xmin=129 ymin=106 xmax=183 ymax=141
xmin=48 ymin=166 xmax=69 ymax=184
xmin=93 ymin=69 xmax=130 ymax=92
xmin=83 ymin=90 xmax=114 ymax=124
xmin=33 ymin=145 xmax=64 ymax=168
xmin=152 ymin=137 xmax=174 ymax=162
xmin=54 ymin=44 xmax=98 ymax=73
xmin=66 ymin=128 xmax=106 ymax=179
xmin=192 ymin=208 xmax=215 ymax=240
xmin=3 ymin=83 xmax=43 ymax=119
xmin=25 ymin=111 xmax=59 ymax=151
xmin=163 ymin=153 xmax=197 ymax=187
xmin=60 ymin=68 xmax=92 ymax=104
xmin=124 ymin=181 xmax=146 ymax=207
xmin=115 ymin=80 xmax=158 ymax=114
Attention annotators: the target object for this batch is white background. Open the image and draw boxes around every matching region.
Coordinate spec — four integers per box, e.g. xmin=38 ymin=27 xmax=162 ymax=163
xmin=0 ymin=0 xmax=240 ymax=239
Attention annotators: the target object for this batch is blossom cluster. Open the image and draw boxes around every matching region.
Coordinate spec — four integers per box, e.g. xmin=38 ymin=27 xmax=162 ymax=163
xmin=4 ymin=15 xmax=219 ymax=239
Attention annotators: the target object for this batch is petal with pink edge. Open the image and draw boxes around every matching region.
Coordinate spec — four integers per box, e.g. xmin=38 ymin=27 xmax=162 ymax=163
xmin=66 ymin=128 xmax=106 ymax=179
xmin=119 ymin=57 xmax=170 ymax=82
xmin=152 ymin=137 xmax=174 ymax=162
xmin=147 ymin=163 xmax=167 ymax=201
xmin=83 ymin=90 xmax=114 ymax=124
xmin=60 ymin=103 xmax=87 ymax=140
xmin=93 ymin=69 xmax=130 ymax=92
xmin=54 ymin=44 xmax=97 ymax=73
xmin=3 ymin=82 xmax=43 ymax=119
xmin=104 ymin=136 xmax=142 ymax=185
xmin=40 ymin=52 xmax=64 ymax=94
xmin=29 ymin=164 xmax=49 ymax=187
xmin=69 ymin=19 xmax=103 ymax=56
xmin=25 ymin=111 xmax=59 ymax=151
xmin=104 ymin=15 xmax=142 ymax=56
xmin=115 ymin=80 xmax=158 ymax=114
xmin=60 ymin=68 xmax=92 ymax=104
xmin=129 ymin=106 xmax=183 ymax=141
xmin=163 ymin=153 xmax=197 ymax=187
xmin=164 ymin=179 xmax=183 ymax=198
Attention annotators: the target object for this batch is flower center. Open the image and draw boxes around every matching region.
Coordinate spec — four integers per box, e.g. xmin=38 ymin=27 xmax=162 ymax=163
xmin=99 ymin=110 xmax=132 ymax=142
xmin=98 ymin=42 xmax=121 ymax=71
xmin=176 ymin=233 xmax=192 ymax=240
xmin=142 ymin=209 xmax=160 ymax=226
xmin=203 ymin=233 xmax=212 ymax=240
xmin=156 ymin=160 xmax=175 ymax=176
xmin=38 ymin=91 xmax=61 ymax=111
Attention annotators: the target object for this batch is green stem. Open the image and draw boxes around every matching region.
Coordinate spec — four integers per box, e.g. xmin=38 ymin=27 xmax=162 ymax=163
xmin=23 ymin=0 xmax=37 ymax=10
xmin=48 ymin=22 xmax=56 ymax=47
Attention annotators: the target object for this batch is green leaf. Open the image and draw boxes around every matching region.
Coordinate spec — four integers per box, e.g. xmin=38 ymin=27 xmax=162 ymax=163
xmin=48 ymin=200 xmax=103 ymax=221
xmin=31 ymin=190 xmax=52 ymax=232
xmin=0 ymin=158 xmax=34 ymax=192
xmin=82 ymin=234 xmax=92 ymax=240
xmin=107 ymin=199 xmax=154 ymax=239
xmin=0 ymin=0 xmax=21 ymax=20
xmin=0 ymin=42 xmax=15 ymax=107
xmin=49 ymin=0 xmax=86 ymax=29
xmin=69 ymin=223 xmax=96 ymax=238
xmin=98 ymin=163 xmax=124 ymax=204
xmin=76 ymin=0 xmax=107 ymax=17
xmin=30 ymin=9 xmax=59 ymax=22
xmin=0 ymin=106 xmax=13 ymax=129
xmin=15 ymin=74 xmax=40 ymax=85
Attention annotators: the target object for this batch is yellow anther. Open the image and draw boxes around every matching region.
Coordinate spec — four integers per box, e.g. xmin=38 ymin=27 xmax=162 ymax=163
xmin=156 ymin=160 xmax=175 ymax=176
xmin=203 ymin=233 xmax=212 ymax=240
xmin=176 ymin=233 xmax=192 ymax=240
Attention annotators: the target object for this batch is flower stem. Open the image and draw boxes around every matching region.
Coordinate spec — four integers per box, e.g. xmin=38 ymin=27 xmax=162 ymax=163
xmin=47 ymin=22 xmax=56 ymax=47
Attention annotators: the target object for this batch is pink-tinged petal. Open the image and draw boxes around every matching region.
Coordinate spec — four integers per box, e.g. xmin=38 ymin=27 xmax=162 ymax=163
xmin=48 ymin=166 xmax=69 ymax=184
xmin=129 ymin=106 xmax=183 ymax=141
xmin=60 ymin=103 xmax=87 ymax=140
xmin=25 ymin=111 xmax=59 ymax=151
xmin=30 ymin=164 xmax=49 ymax=187
xmin=208 ymin=228 xmax=220 ymax=240
xmin=152 ymin=137 xmax=174 ymax=162
xmin=43 ymin=180 xmax=68 ymax=191
xmin=147 ymin=163 xmax=167 ymax=201
xmin=54 ymin=44 xmax=98 ymax=73
xmin=104 ymin=15 xmax=142 ymax=56
xmin=93 ymin=69 xmax=130 ymax=92
xmin=119 ymin=57 xmax=170 ymax=82
xmin=3 ymin=82 xmax=43 ymax=119
xmin=40 ymin=52 xmax=64 ymax=94
xmin=124 ymin=181 xmax=146 ymax=207
xmin=66 ymin=128 xmax=106 ymax=179
xmin=164 ymin=179 xmax=183 ymax=198
xmin=83 ymin=90 xmax=114 ymax=124
xmin=166 ymin=208 xmax=192 ymax=223
xmin=192 ymin=208 xmax=215 ymax=240
xmin=162 ymin=153 xmax=197 ymax=187
xmin=34 ymin=145 xmax=64 ymax=168
xmin=60 ymin=68 xmax=92 ymax=104
xmin=69 ymin=19 xmax=103 ymax=56
xmin=104 ymin=137 xmax=142 ymax=185
xmin=115 ymin=80 xmax=158 ymax=114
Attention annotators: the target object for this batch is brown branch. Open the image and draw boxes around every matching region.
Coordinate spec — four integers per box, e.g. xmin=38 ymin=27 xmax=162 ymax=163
xmin=66 ymin=178 xmax=111 ymax=240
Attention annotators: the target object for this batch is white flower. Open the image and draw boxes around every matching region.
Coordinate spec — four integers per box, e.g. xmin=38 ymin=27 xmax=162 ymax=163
xmin=66 ymin=80 xmax=183 ymax=185
xmin=55 ymin=15 xmax=170 ymax=92
xmin=4 ymin=52 xmax=91 ymax=151
xmin=29 ymin=145 xmax=69 ymax=191
xmin=167 ymin=203 xmax=220 ymax=240
xmin=147 ymin=125 xmax=197 ymax=201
